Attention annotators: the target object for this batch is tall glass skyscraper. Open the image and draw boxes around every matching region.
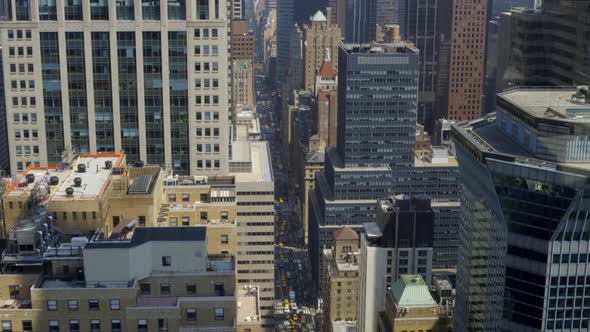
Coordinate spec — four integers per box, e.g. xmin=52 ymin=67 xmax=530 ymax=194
xmin=309 ymin=42 xmax=419 ymax=287
xmin=453 ymin=86 xmax=590 ymax=331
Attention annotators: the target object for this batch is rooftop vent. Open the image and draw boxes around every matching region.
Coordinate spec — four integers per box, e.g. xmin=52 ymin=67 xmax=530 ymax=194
xmin=77 ymin=164 xmax=86 ymax=173
xmin=65 ymin=187 xmax=74 ymax=196
xmin=25 ymin=174 xmax=35 ymax=184
xmin=49 ymin=176 xmax=59 ymax=186
xmin=571 ymin=86 xmax=590 ymax=104
xmin=105 ymin=160 xmax=113 ymax=170
xmin=73 ymin=177 xmax=82 ymax=187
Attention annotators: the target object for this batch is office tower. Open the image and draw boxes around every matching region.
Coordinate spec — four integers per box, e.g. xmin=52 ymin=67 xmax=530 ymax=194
xmin=263 ymin=8 xmax=277 ymax=77
xmin=231 ymin=20 xmax=255 ymax=62
xmin=287 ymin=23 xmax=304 ymax=92
xmin=344 ymin=0 xmax=377 ymax=43
xmin=321 ymin=227 xmax=360 ymax=331
xmin=357 ymin=195 xmax=435 ymax=332
xmin=0 ymin=223 xmax=262 ymax=331
xmin=231 ymin=0 xmax=246 ymax=19
xmin=438 ymin=0 xmax=488 ymax=122
xmin=452 ymin=86 xmax=590 ymax=331
xmin=495 ymin=2 xmax=590 ymax=94
xmin=330 ymin=0 xmax=348 ymax=36
xmin=303 ymin=10 xmax=341 ymax=92
xmin=376 ymin=275 xmax=454 ymax=332
xmin=0 ymin=46 xmax=9 ymax=176
xmin=276 ymin=0 xmax=294 ymax=82
xmin=231 ymin=60 xmax=255 ymax=108
xmin=309 ymin=42 xmax=419 ymax=289
xmin=376 ymin=0 xmax=400 ymax=29
xmin=402 ymin=0 xmax=452 ymax=131
xmin=0 ymin=0 xmax=231 ymax=176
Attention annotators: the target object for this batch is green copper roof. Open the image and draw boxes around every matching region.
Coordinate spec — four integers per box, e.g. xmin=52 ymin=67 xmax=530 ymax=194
xmin=310 ymin=10 xmax=327 ymax=22
xmin=391 ymin=275 xmax=436 ymax=306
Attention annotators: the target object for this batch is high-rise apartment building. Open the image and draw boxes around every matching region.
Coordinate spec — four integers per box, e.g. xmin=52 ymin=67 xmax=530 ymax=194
xmin=357 ymin=195 xmax=435 ymax=332
xmin=495 ymin=2 xmax=590 ymax=94
xmin=0 ymin=0 xmax=231 ymax=176
xmin=309 ymin=42 xmax=419 ymax=288
xmin=302 ymin=10 xmax=341 ymax=92
xmin=275 ymin=0 xmax=294 ymax=82
xmin=452 ymin=86 xmax=590 ymax=331
xmin=438 ymin=0 xmax=487 ymax=122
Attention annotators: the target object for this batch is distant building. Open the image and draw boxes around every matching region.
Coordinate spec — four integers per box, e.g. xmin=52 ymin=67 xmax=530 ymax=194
xmin=303 ymin=10 xmax=341 ymax=91
xmin=276 ymin=0 xmax=294 ymax=81
xmin=344 ymin=0 xmax=377 ymax=43
xmin=309 ymin=42 xmax=419 ymax=290
xmin=232 ymin=60 xmax=256 ymax=109
xmin=452 ymin=86 xmax=590 ymax=331
xmin=377 ymin=275 xmax=454 ymax=332
xmin=321 ymin=227 xmax=360 ymax=331
xmin=315 ymin=51 xmax=338 ymax=150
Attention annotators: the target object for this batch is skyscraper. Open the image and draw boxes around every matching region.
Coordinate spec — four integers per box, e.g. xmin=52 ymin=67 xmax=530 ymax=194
xmin=402 ymin=0 xmax=452 ymax=131
xmin=376 ymin=0 xmax=400 ymax=29
xmin=438 ymin=0 xmax=488 ymax=122
xmin=276 ymin=0 xmax=294 ymax=81
xmin=309 ymin=41 xmax=419 ymax=287
xmin=344 ymin=0 xmax=377 ymax=43
xmin=452 ymin=86 xmax=590 ymax=331
xmin=0 ymin=46 xmax=9 ymax=176
xmin=303 ymin=10 xmax=341 ymax=92
xmin=0 ymin=0 xmax=231 ymax=176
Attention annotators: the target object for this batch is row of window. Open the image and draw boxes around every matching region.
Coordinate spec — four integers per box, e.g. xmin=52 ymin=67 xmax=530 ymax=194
xmin=196 ymin=111 xmax=220 ymax=121
xmin=195 ymin=79 xmax=219 ymax=89
xmin=13 ymin=112 xmax=37 ymax=123
xmin=9 ymin=79 xmax=35 ymax=90
xmin=194 ymin=61 xmax=219 ymax=73
xmin=53 ymin=210 xmax=98 ymax=221
xmin=6 ymin=29 xmax=32 ymax=40
xmin=46 ymin=298 xmax=119 ymax=311
xmin=195 ymin=127 xmax=220 ymax=138
xmin=194 ymin=45 xmax=219 ymax=56
xmin=195 ymin=95 xmax=220 ymax=106
xmin=196 ymin=143 xmax=220 ymax=154
xmin=8 ymin=63 xmax=34 ymax=74
xmin=11 ymin=96 xmax=36 ymax=107
xmin=15 ymin=145 xmax=40 ymax=156
xmin=195 ymin=159 xmax=220 ymax=169
xmin=15 ymin=129 xmax=39 ymax=140
xmin=194 ymin=28 xmax=219 ymax=39
xmin=7 ymin=46 xmax=33 ymax=57
xmin=139 ymin=280 xmax=226 ymax=296
xmin=15 ymin=161 xmax=40 ymax=171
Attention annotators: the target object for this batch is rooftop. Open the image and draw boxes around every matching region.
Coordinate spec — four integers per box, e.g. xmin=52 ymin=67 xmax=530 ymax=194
xmin=237 ymin=285 xmax=261 ymax=324
xmin=391 ymin=275 xmax=437 ymax=307
xmin=341 ymin=42 xmax=419 ymax=55
xmin=334 ymin=226 xmax=359 ymax=241
xmin=310 ymin=10 xmax=327 ymax=22
xmin=499 ymin=86 xmax=590 ymax=122
xmin=85 ymin=227 xmax=207 ymax=249
xmin=231 ymin=141 xmax=273 ymax=184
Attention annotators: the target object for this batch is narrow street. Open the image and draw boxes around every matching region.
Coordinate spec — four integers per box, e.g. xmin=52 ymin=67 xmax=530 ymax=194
xmin=255 ymin=74 xmax=318 ymax=331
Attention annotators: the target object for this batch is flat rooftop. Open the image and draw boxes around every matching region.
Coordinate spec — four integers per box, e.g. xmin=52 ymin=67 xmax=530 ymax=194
xmin=499 ymin=87 xmax=590 ymax=122
xmin=237 ymin=285 xmax=260 ymax=324
xmin=231 ymin=141 xmax=273 ymax=183
xmin=52 ymin=156 xmax=120 ymax=199
xmin=341 ymin=42 xmax=419 ymax=54
xmin=414 ymin=154 xmax=458 ymax=168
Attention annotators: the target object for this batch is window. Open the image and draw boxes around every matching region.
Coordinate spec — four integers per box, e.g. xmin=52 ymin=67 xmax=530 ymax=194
xmin=110 ymin=299 xmax=120 ymax=310
xmin=160 ymin=283 xmax=171 ymax=295
xmin=49 ymin=320 xmax=59 ymax=332
xmin=47 ymin=300 xmax=57 ymax=311
xmin=214 ymin=282 xmax=225 ymax=296
xmin=17 ymin=47 xmax=23 ymax=56
xmin=67 ymin=299 xmax=78 ymax=311
xmin=2 ymin=321 xmax=11 ymax=332
xmin=211 ymin=29 xmax=218 ymax=38
xmin=27 ymin=64 xmax=33 ymax=72
xmin=112 ymin=216 xmax=120 ymax=227
xmin=168 ymin=194 xmax=176 ymax=202
xmin=88 ymin=299 xmax=99 ymax=310
xmin=182 ymin=193 xmax=189 ymax=202
xmin=195 ymin=79 xmax=201 ymax=88
xmin=111 ymin=320 xmax=121 ymax=332
xmin=158 ymin=319 xmax=168 ymax=331
xmin=29 ymin=80 xmax=34 ymax=89
xmin=140 ymin=283 xmax=151 ymax=295
xmin=90 ymin=320 xmax=100 ymax=332
xmin=8 ymin=30 xmax=13 ymax=39
xmin=138 ymin=216 xmax=146 ymax=226
xmin=170 ymin=217 xmax=177 ymax=226
xmin=10 ymin=81 xmax=17 ymax=89
xmin=187 ymin=283 xmax=196 ymax=295
xmin=137 ymin=319 xmax=147 ymax=332
xmin=8 ymin=285 xmax=20 ymax=299
xmin=215 ymin=307 xmax=224 ymax=320
xmin=212 ymin=45 xmax=218 ymax=56
xmin=25 ymin=30 xmax=31 ymax=39
xmin=221 ymin=234 xmax=229 ymax=244
xmin=194 ymin=29 xmax=200 ymax=38
xmin=69 ymin=320 xmax=80 ymax=332
xmin=8 ymin=47 xmax=14 ymax=56
xmin=182 ymin=216 xmax=189 ymax=226
xmin=187 ymin=308 xmax=196 ymax=320
xmin=22 ymin=321 xmax=32 ymax=332
xmin=26 ymin=47 xmax=32 ymax=56
xmin=162 ymin=256 xmax=171 ymax=266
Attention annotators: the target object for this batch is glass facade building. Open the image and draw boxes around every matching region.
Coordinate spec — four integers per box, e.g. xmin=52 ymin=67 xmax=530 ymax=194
xmin=452 ymin=87 xmax=590 ymax=331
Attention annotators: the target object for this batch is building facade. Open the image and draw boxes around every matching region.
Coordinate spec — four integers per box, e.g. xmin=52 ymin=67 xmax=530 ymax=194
xmin=452 ymin=87 xmax=590 ymax=331
xmin=438 ymin=0 xmax=487 ymax=122
xmin=302 ymin=10 xmax=341 ymax=92
xmin=231 ymin=60 xmax=255 ymax=109
xmin=0 ymin=0 xmax=234 ymax=176
xmin=275 ymin=0 xmax=294 ymax=82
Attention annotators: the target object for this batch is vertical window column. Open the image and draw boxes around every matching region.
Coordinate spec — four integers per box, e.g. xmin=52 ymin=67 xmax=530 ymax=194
xmin=65 ymin=32 xmax=89 ymax=152
xmin=91 ymin=32 xmax=114 ymax=151
xmin=168 ymin=31 xmax=189 ymax=174
xmin=117 ymin=32 xmax=140 ymax=161
xmin=143 ymin=31 xmax=164 ymax=164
